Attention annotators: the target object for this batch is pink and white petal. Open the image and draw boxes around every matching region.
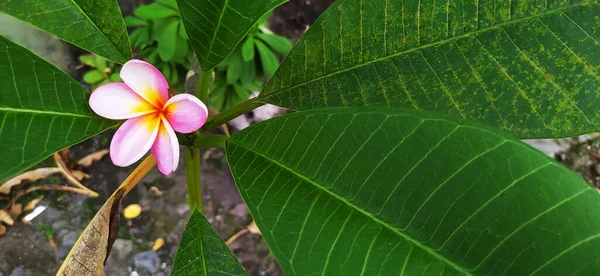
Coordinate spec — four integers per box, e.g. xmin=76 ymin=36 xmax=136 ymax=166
xmin=110 ymin=113 xmax=160 ymax=167
xmin=89 ymin=82 xmax=156 ymax=119
xmin=151 ymin=117 xmax=179 ymax=175
xmin=163 ymin=94 xmax=208 ymax=133
xmin=120 ymin=59 xmax=169 ymax=107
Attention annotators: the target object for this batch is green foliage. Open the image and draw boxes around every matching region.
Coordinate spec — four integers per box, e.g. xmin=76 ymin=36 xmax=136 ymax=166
xmin=36 ymin=223 xmax=54 ymax=238
xmin=126 ymin=0 xmax=192 ymax=87
xmin=176 ymin=0 xmax=288 ymax=71
xmin=227 ymin=107 xmax=600 ymax=275
xmin=80 ymin=55 xmax=122 ymax=89
xmin=0 ymin=0 xmax=131 ymax=63
xmin=0 ymin=35 xmax=113 ymax=183
xmin=261 ymin=0 xmax=600 ymax=139
xmin=172 ymin=210 xmax=247 ymax=276
xmin=210 ymin=15 xmax=292 ymax=110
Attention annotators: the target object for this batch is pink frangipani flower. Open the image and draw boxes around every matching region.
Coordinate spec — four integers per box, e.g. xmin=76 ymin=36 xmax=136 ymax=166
xmin=89 ymin=60 xmax=208 ymax=175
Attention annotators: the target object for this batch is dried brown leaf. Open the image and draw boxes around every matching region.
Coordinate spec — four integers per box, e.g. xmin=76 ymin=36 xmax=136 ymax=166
xmin=247 ymin=221 xmax=260 ymax=235
xmin=0 ymin=224 xmax=5 ymax=236
xmin=24 ymin=197 xmax=44 ymax=212
xmin=8 ymin=203 xmax=22 ymax=219
xmin=71 ymin=170 xmax=89 ymax=181
xmin=49 ymin=237 xmax=58 ymax=250
xmin=54 ymin=153 xmax=98 ymax=197
xmin=148 ymin=186 xmax=163 ymax=196
xmin=0 ymin=209 xmax=14 ymax=226
xmin=56 ymin=156 xmax=156 ymax=276
xmin=77 ymin=149 xmax=109 ymax=167
xmin=58 ymin=149 xmax=70 ymax=162
xmin=0 ymin=167 xmax=61 ymax=194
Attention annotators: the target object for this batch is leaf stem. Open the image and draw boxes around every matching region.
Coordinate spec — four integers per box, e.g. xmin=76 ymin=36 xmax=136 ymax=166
xmin=193 ymin=134 xmax=228 ymax=149
xmin=201 ymin=98 xmax=263 ymax=131
xmin=196 ymin=69 xmax=213 ymax=103
xmin=186 ymin=147 xmax=203 ymax=210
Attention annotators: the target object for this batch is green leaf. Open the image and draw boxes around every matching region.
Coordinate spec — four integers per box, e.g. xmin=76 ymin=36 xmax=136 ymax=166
xmin=240 ymin=59 xmax=257 ymax=85
xmin=227 ymin=107 xmax=600 ymax=275
xmin=134 ymin=3 xmax=179 ymax=20
xmin=260 ymin=0 xmax=600 ymax=138
xmin=256 ymin=33 xmax=292 ymax=55
xmin=210 ymin=83 xmax=227 ymax=110
xmin=232 ymin=82 xmax=249 ymax=99
xmin=130 ymin=27 xmax=151 ymax=48
xmin=158 ymin=20 xmax=180 ymax=61
xmin=83 ymin=70 xmax=105 ymax=84
xmin=95 ymin=55 xmax=107 ymax=72
xmin=0 ymin=0 xmax=131 ymax=63
xmin=156 ymin=0 xmax=179 ymax=11
xmin=255 ymin=40 xmax=279 ymax=77
xmin=242 ymin=36 xmax=256 ymax=61
xmin=0 ymin=36 xmax=113 ymax=182
xmin=177 ymin=0 xmax=287 ymax=71
xmin=79 ymin=55 xmax=96 ymax=67
xmin=172 ymin=209 xmax=247 ymax=276
xmin=226 ymin=52 xmax=243 ymax=84
xmin=124 ymin=16 xmax=148 ymax=27
xmin=109 ymin=73 xmax=122 ymax=82
xmin=179 ymin=22 xmax=189 ymax=40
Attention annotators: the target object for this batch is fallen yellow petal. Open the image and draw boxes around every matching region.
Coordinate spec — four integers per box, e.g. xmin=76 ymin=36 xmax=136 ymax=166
xmin=123 ymin=204 xmax=142 ymax=219
xmin=152 ymin=238 xmax=165 ymax=251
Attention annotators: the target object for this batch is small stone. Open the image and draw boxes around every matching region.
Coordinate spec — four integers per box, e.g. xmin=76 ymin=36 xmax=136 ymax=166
xmin=229 ymin=203 xmax=249 ymax=218
xmin=111 ymin=239 xmax=134 ymax=260
xmin=9 ymin=267 xmax=22 ymax=276
xmin=61 ymin=231 xmax=78 ymax=248
xmin=133 ymin=251 xmax=161 ymax=273
xmin=51 ymin=220 xmax=69 ymax=231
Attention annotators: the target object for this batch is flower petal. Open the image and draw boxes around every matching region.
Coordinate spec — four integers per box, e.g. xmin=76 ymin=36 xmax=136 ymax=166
xmin=110 ymin=113 xmax=160 ymax=167
xmin=163 ymin=94 xmax=208 ymax=133
xmin=151 ymin=116 xmax=180 ymax=175
xmin=120 ymin=59 xmax=169 ymax=107
xmin=89 ymin=83 xmax=156 ymax=119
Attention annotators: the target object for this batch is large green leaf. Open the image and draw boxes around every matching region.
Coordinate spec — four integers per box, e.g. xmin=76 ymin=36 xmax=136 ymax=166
xmin=0 ymin=36 xmax=113 ymax=182
xmin=0 ymin=0 xmax=131 ymax=63
xmin=226 ymin=107 xmax=600 ymax=275
xmin=177 ymin=0 xmax=287 ymax=71
xmin=260 ymin=0 xmax=600 ymax=138
xmin=172 ymin=209 xmax=247 ymax=276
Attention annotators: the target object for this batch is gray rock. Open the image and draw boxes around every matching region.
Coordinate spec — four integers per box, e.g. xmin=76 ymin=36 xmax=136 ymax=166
xmin=111 ymin=239 xmax=134 ymax=260
xmin=133 ymin=251 xmax=161 ymax=273
xmin=51 ymin=220 xmax=69 ymax=232
xmin=56 ymin=231 xmax=79 ymax=259
xmin=61 ymin=231 xmax=78 ymax=248
xmin=229 ymin=203 xmax=249 ymax=218
xmin=9 ymin=267 xmax=22 ymax=276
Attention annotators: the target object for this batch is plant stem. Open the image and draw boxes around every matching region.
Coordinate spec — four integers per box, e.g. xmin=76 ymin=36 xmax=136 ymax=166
xmin=193 ymin=134 xmax=228 ymax=149
xmin=186 ymin=147 xmax=203 ymax=210
xmin=201 ymin=98 xmax=263 ymax=131
xmin=196 ymin=69 xmax=213 ymax=103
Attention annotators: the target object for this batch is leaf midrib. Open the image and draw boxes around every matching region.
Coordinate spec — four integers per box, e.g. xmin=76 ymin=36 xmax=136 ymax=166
xmin=260 ymin=1 xmax=587 ymax=99
xmin=228 ymin=139 xmax=472 ymax=275
xmin=0 ymin=106 xmax=100 ymax=119
xmin=69 ymin=0 xmax=128 ymax=61
xmin=204 ymin=0 xmax=230 ymax=64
